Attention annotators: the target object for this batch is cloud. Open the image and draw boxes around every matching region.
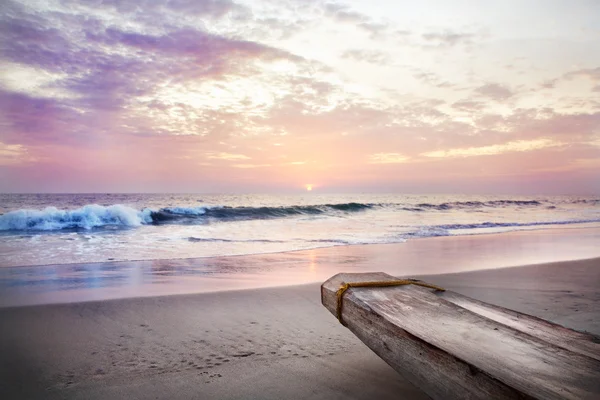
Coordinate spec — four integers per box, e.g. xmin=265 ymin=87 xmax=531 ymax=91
xmin=0 ymin=90 xmax=84 ymax=146
xmin=421 ymin=139 xmax=563 ymax=159
xmin=232 ymin=163 xmax=272 ymax=168
xmin=452 ymin=100 xmax=485 ymax=112
xmin=539 ymin=79 xmax=557 ymax=90
xmin=368 ymin=153 xmax=410 ymax=164
xmin=413 ymin=71 xmax=455 ymax=88
xmin=206 ymin=152 xmax=251 ymax=161
xmin=0 ymin=0 xmax=329 ymax=149
xmin=564 ymin=67 xmax=600 ymax=82
xmin=323 ymin=2 xmax=388 ymax=37
xmin=474 ymin=83 xmax=514 ymax=101
xmin=356 ymin=22 xmax=388 ymax=37
xmin=86 ymin=28 xmax=293 ymax=63
xmin=1 ymin=0 xmax=599 ymax=193
xmin=61 ymin=0 xmax=240 ymax=18
xmin=341 ymin=49 xmax=390 ymax=64
xmin=421 ymin=31 xmax=478 ymax=48
xmin=324 ymin=2 xmax=367 ymax=24
xmin=0 ymin=142 xmax=33 ymax=165
xmin=154 ymin=0 xmax=237 ymax=17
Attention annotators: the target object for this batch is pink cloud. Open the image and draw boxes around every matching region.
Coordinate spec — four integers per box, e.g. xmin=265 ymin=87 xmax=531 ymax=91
xmin=1 ymin=0 xmax=598 ymax=194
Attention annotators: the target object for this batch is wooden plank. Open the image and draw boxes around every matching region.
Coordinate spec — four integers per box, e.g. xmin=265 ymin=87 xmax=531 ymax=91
xmin=321 ymin=272 xmax=600 ymax=400
xmin=437 ymin=290 xmax=600 ymax=362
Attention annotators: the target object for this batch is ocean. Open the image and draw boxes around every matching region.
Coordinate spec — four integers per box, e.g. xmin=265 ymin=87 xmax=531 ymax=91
xmin=1 ymin=193 xmax=599 ymax=268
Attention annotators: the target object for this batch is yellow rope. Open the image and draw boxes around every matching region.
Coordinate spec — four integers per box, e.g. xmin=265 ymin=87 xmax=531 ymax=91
xmin=336 ymin=279 xmax=445 ymax=326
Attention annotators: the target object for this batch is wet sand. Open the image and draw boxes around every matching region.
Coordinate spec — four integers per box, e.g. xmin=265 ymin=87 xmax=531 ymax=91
xmin=1 ymin=257 xmax=599 ymax=399
xmin=2 ymin=226 xmax=599 ymax=307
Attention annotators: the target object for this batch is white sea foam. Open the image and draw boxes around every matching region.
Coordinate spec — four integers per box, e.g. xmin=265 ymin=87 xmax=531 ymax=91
xmin=162 ymin=206 xmax=209 ymax=215
xmin=1 ymin=194 xmax=600 ymax=268
xmin=0 ymin=204 xmax=152 ymax=231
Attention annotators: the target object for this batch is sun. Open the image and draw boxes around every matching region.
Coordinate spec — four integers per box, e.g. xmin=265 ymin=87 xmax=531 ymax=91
xmin=305 ymin=184 xmax=313 ymax=191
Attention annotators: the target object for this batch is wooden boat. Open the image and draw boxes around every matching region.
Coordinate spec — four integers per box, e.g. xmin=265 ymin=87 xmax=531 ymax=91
xmin=321 ymin=272 xmax=600 ymax=400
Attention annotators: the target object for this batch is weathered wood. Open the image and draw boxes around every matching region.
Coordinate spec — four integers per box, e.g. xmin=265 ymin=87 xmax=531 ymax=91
xmin=321 ymin=272 xmax=600 ymax=400
xmin=438 ymin=290 xmax=600 ymax=362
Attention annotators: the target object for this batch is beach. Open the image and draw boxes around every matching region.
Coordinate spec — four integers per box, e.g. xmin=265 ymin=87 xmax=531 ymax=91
xmin=1 ymin=230 xmax=599 ymax=399
xmin=3 ymin=0 xmax=599 ymax=396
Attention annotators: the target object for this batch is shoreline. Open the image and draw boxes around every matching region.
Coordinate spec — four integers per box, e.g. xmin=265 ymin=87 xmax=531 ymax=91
xmin=2 ymin=255 xmax=600 ymax=311
xmin=3 ymin=223 xmax=600 ymax=270
xmin=2 ymin=226 xmax=599 ymax=308
xmin=1 ymin=257 xmax=598 ymax=399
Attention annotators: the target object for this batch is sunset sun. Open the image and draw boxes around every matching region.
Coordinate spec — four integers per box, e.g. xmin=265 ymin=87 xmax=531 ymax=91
xmin=305 ymin=184 xmax=313 ymax=191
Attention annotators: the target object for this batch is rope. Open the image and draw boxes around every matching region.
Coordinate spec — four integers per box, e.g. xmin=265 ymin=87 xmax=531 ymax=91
xmin=336 ymin=279 xmax=445 ymax=326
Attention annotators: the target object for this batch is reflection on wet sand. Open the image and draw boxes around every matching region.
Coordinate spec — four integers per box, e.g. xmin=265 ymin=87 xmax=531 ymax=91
xmin=1 ymin=227 xmax=599 ymax=307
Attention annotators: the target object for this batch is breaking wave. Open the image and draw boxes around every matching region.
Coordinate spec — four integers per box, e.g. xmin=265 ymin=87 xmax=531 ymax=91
xmin=0 ymin=205 xmax=152 ymax=231
xmin=0 ymin=202 xmax=375 ymax=231
xmin=1 ymin=198 xmax=597 ymax=232
xmin=147 ymin=202 xmax=375 ymax=223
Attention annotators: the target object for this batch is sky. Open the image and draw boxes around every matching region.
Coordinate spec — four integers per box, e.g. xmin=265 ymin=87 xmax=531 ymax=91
xmin=0 ymin=0 xmax=599 ymax=194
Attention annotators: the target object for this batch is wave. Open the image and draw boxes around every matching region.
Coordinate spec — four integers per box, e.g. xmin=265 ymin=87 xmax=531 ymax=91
xmin=304 ymin=238 xmax=353 ymax=244
xmin=414 ymin=199 xmax=543 ymax=211
xmin=0 ymin=202 xmax=375 ymax=231
xmin=487 ymin=200 xmax=542 ymax=206
xmin=569 ymin=199 xmax=600 ymax=205
xmin=0 ymin=205 xmax=151 ymax=231
xmin=1 ymin=199 xmax=597 ymax=232
xmin=433 ymin=218 xmax=600 ymax=230
xmin=397 ymin=218 xmax=600 ymax=241
xmin=149 ymin=202 xmax=375 ymax=223
xmin=162 ymin=206 xmax=210 ymax=215
xmin=187 ymin=237 xmax=286 ymax=243
xmin=404 ymin=227 xmax=451 ymax=238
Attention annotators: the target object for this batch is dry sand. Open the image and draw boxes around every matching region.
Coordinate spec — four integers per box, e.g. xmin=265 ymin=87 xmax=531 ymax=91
xmin=1 ymin=257 xmax=599 ymax=399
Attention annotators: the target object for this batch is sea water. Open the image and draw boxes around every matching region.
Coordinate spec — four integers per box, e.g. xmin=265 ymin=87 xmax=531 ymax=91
xmin=1 ymin=193 xmax=599 ymax=268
